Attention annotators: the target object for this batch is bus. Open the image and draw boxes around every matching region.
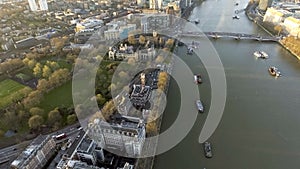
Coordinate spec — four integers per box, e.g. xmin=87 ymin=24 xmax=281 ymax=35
xmin=55 ymin=133 xmax=67 ymax=140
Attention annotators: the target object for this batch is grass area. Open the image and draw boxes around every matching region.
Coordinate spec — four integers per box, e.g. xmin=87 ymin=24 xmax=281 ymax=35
xmin=57 ymin=60 xmax=73 ymax=70
xmin=0 ymin=79 xmax=28 ymax=108
xmin=38 ymin=80 xmax=73 ymax=114
xmin=15 ymin=73 xmax=32 ymax=81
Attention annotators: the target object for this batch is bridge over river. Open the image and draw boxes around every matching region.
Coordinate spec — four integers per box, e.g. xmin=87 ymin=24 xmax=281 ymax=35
xmin=179 ymin=31 xmax=281 ymax=42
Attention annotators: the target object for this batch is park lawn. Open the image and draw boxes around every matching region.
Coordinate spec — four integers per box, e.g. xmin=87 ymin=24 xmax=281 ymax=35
xmin=38 ymin=80 xmax=73 ymax=115
xmin=0 ymin=79 xmax=29 ymax=108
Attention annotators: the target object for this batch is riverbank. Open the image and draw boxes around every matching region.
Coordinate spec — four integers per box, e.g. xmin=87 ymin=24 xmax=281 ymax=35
xmin=245 ymin=1 xmax=300 ymax=60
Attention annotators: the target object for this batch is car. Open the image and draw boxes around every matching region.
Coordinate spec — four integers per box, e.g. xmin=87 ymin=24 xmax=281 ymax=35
xmin=203 ymin=141 xmax=213 ymax=158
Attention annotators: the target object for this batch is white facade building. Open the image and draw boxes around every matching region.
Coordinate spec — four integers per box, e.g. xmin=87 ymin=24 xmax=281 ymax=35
xmin=39 ymin=0 xmax=48 ymax=11
xmin=28 ymin=0 xmax=38 ymax=11
xmin=88 ymin=118 xmax=146 ymax=157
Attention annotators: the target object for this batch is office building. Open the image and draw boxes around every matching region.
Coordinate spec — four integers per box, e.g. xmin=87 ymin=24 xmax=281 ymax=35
xmin=28 ymin=0 xmax=38 ymax=11
xmin=88 ymin=117 xmax=145 ymax=157
xmin=11 ymin=135 xmax=56 ymax=169
xmin=38 ymin=0 xmax=48 ymax=11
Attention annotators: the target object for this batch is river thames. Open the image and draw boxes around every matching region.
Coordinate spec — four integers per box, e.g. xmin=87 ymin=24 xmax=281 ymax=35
xmin=153 ymin=0 xmax=300 ymax=169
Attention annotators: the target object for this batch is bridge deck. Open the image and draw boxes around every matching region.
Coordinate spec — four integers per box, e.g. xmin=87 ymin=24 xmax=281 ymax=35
xmin=179 ymin=31 xmax=280 ymax=42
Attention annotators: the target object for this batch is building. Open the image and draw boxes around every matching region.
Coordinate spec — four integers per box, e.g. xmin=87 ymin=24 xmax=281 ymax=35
xmin=283 ymin=16 xmax=300 ymax=37
xmin=137 ymin=0 xmax=145 ymax=6
xmin=104 ymin=22 xmax=136 ymax=41
xmin=76 ymin=137 xmax=104 ymax=166
xmin=263 ymin=8 xmax=284 ymax=23
xmin=76 ymin=19 xmax=104 ymax=33
xmin=258 ymin=0 xmax=273 ymax=11
xmin=141 ymin=14 xmax=170 ymax=33
xmin=38 ymin=0 xmax=48 ymax=11
xmin=88 ymin=117 xmax=146 ymax=157
xmin=11 ymin=135 xmax=56 ymax=169
xmin=149 ymin=0 xmax=163 ymax=9
xmin=28 ymin=0 xmax=38 ymax=11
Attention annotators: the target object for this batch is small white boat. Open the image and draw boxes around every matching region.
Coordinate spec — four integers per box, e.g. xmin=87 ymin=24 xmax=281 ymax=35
xmin=232 ymin=15 xmax=240 ymax=19
xmin=254 ymin=51 xmax=269 ymax=59
xmin=196 ymin=100 xmax=204 ymax=113
xmin=260 ymin=51 xmax=269 ymax=59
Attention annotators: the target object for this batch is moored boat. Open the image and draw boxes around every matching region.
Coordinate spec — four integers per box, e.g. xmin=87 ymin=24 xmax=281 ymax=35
xmin=254 ymin=51 xmax=269 ymax=59
xmin=196 ymin=99 xmax=204 ymax=113
xmin=194 ymin=74 xmax=202 ymax=84
xmin=268 ymin=66 xmax=281 ymax=77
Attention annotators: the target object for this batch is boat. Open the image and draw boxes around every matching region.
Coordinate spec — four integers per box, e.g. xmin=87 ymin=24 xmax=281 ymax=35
xmin=268 ymin=66 xmax=281 ymax=77
xmin=187 ymin=47 xmax=193 ymax=54
xmin=232 ymin=15 xmax=240 ymax=19
xmin=194 ymin=74 xmax=202 ymax=84
xmin=254 ymin=51 xmax=269 ymax=59
xmin=260 ymin=51 xmax=269 ymax=59
xmin=196 ymin=100 xmax=204 ymax=113
xmin=203 ymin=141 xmax=213 ymax=158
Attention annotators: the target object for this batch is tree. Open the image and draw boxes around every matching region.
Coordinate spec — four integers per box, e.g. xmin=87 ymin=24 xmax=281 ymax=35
xmin=27 ymin=59 xmax=37 ymax=69
xmin=155 ymin=55 xmax=164 ymax=63
xmin=118 ymin=71 xmax=129 ymax=79
xmin=139 ymin=35 xmax=146 ymax=45
xmin=46 ymin=61 xmax=60 ymax=71
xmin=29 ymin=107 xmax=44 ymax=116
xmin=67 ymin=114 xmax=77 ymax=124
xmin=42 ymin=65 xmax=52 ymax=78
xmin=37 ymin=79 xmax=49 ymax=92
xmin=146 ymin=112 xmax=158 ymax=136
xmin=128 ymin=34 xmax=136 ymax=45
xmin=101 ymin=100 xmax=116 ymax=121
xmin=96 ymin=94 xmax=106 ymax=105
xmin=33 ymin=63 xmax=42 ymax=77
xmin=48 ymin=108 xmax=62 ymax=125
xmin=22 ymin=58 xmax=30 ymax=65
xmin=28 ymin=115 xmax=43 ymax=130
xmin=23 ymin=90 xmax=43 ymax=109
xmin=159 ymin=37 xmax=164 ymax=47
xmin=127 ymin=58 xmax=136 ymax=65
xmin=165 ymin=39 xmax=175 ymax=48
xmin=274 ymin=25 xmax=283 ymax=36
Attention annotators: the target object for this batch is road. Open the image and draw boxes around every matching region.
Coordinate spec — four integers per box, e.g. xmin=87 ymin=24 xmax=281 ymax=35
xmin=0 ymin=122 xmax=82 ymax=168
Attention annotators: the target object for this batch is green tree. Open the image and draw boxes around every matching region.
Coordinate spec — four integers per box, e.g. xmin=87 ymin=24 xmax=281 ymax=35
xmin=28 ymin=115 xmax=43 ymax=130
xmin=29 ymin=107 xmax=44 ymax=116
xmin=48 ymin=108 xmax=62 ymax=125
xmin=96 ymin=94 xmax=106 ymax=105
xmin=67 ymin=114 xmax=77 ymax=125
xmin=128 ymin=34 xmax=136 ymax=45
xmin=139 ymin=35 xmax=146 ymax=45
xmin=27 ymin=59 xmax=37 ymax=69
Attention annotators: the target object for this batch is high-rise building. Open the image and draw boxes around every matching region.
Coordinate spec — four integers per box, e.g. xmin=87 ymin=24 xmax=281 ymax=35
xmin=28 ymin=0 xmax=38 ymax=11
xmin=38 ymin=0 xmax=48 ymax=11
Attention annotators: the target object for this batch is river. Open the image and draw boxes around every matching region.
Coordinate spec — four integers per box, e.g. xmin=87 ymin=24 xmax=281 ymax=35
xmin=153 ymin=0 xmax=300 ymax=169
